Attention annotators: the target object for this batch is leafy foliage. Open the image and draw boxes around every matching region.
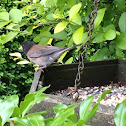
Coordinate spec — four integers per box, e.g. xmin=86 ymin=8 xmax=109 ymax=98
xmin=114 ymin=99 xmax=126 ymax=126
xmin=0 ymin=86 xmax=112 ymax=126
xmin=0 ymin=0 xmax=126 ymax=98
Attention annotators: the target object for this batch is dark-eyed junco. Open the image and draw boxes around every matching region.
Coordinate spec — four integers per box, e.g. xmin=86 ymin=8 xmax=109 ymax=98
xmin=19 ymin=41 xmax=81 ymax=70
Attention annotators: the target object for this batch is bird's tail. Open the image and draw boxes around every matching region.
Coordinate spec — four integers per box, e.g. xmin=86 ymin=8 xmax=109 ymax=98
xmin=62 ymin=43 xmax=82 ymax=52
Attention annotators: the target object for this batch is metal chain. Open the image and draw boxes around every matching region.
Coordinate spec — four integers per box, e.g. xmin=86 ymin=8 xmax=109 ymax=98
xmin=74 ymin=0 xmax=100 ymax=95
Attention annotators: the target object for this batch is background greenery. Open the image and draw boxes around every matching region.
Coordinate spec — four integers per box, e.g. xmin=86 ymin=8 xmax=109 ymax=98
xmin=0 ymin=0 xmax=126 ymax=98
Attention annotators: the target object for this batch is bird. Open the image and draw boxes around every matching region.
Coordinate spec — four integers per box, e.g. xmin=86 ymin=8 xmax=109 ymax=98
xmin=19 ymin=41 xmax=81 ymax=70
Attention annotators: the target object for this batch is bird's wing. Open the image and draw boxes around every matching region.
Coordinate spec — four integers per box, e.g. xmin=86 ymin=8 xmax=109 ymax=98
xmin=27 ymin=45 xmax=65 ymax=58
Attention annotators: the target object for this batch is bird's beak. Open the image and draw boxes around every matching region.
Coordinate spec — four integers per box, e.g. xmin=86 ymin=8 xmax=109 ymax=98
xmin=19 ymin=46 xmax=22 ymax=50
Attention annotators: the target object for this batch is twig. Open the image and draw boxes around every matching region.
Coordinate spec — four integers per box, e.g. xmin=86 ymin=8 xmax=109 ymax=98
xmin=29 ymin=70 xmax=42 ymax=93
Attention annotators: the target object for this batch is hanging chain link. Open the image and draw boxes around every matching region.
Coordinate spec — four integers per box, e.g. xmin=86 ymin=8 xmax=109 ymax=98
xmin=74 ymin=0 xmax=100 ymax=94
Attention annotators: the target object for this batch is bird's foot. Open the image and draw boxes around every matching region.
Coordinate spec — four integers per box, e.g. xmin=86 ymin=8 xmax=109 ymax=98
xmin=35 ymin=66 xmax=45 ymax=73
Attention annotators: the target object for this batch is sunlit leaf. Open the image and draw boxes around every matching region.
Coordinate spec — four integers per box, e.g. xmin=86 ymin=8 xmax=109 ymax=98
xmin=9 ymin=52 xmax=22 ymax=58
xmin=73 ymin=26 xmax=83 ymax=44
xmin=58 ymin=51 xmax=67 ymax=63
xmin=94 ymin=8 xmax=106 ymax=29
xmin=79 ymin=96 xmax=94 ymax=121
xmin=104 ymin=29 xmax=116 ymax=40
xmin=114 ymin=99 xmax=126 ymax=126
xmin=9 ymin=9 xmax=22 ymax=23
xmin=17 ymin=60 xmax=30 ymax=64
xmin=0 ymin=95 xmax=19 ymax=126
xmin=81 ymin=32 xmax=88 ymax=44
xmin=0 ymin=12 xmax=9 ymax=20
xmin=54 ymin=21 xmax=69 ymax=34
xmin=71 ymin=13 xmax=82 ymax=25
xmin=6 ymin=23 xmax=20 ymax=31
xmin=65 ymin=57 xmax=73 ymax=64
xmin=24 ymin=114 xmax=45 ymax=126
xmin=69 ymin=3 xmax=82 ymax=20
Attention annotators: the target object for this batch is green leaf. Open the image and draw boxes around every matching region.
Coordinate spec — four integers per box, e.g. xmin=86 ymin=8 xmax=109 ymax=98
xmin=0 ymin=21 xmax=10 ymax=29
xmin=6 ymin=23 xmax=20 ymax=31
xmin=12 ymin=107 xmax=20 ymax=117
xmin=20 ymin=86 xmax=49 ymax=117
xmin=90 ymin=47 xmax=110 ymax=61
xmin=17 ymin=60 xmax=30 ymax=64
xmin=63 ymin=120 xmax=75 ymax=126
xmin=119 ymin=12 xmax=126 ymax=33
xmin=114 ymin=99 xmax=126 ymax=126
xmin=73 ymin=26 xmax=84 ymax=44
xmin=116 ymin=47 xmax=123 ymax=58
xmin=0 ymin=31 xmax=18 ymax=44
xmin=58 ymin=52 xmax=67 ymax=62
xmin=53 ymin=104 xmax=67 ymax=114
xmin=0 ymin=12 xmax=9 ymax=20
xmin=71 ymin=13 xmax=82 ymax=25
xmin=24 ymin=114 xmax=45 ymax=126
xmin=23 ymin=26 xmax=35 ymax=35
xmin=86 ymin=103 xmax=99 ymax=123
xmin=69 ymin=3 xmax=82 ymax=20
xmin=53 ymin=30 xmax=67 ymax=40
xmin=76 ymin=120 xmax=85 ymax=126
xmin=67 ymin=113 xmax=78 ymax=123
xmin=34 ymin=27 xmax=52 ymax=43
xmin=10 ymin=117 xmax=30 ymax=126
xmin=20 ymin=94 xmax=35 ymax=117
xmin=114 ymin=0 xmax=125 ymax=11
xmin=0 ymin=95 xmax=19 ymax=126
xmin=116 ymin=33 xmax=126 ymax=50
xmin=9 ymin=9 xmax=22 ymax=23
xmin=54 ymin=21 xmax=69 ymax=34
xmin=94 ymin=8 xmax=106 ymax=29
xmin=57 ymin=0 xmax=65 ymax=7
xmin=66 ymin=0 xmax=76 ymax=8
xmin=65 ymin=57 xmax=73 ymax=64
xmin=98 ymin=89 xmax=113 ymax=103
xmin=54 ymin=41 xmax=67 ymax=47
xmin=0 ymin=116 xmax=2 ymax=126
xmin=81 ymin=32 xmax=88 ymax=44
xmin=37 ymin=6 xmax=44 ymax=15
xmin=93 ymin=33 xmax=105 ymax=43
xmin=68 ymin=37 xmax=74 ymax=47
xmin=104 ymin=29 xmax=116 ymax=40
xmin=79 ymin=96 xmax=94 ymax=121
xmin=34 ymin=85 xmax=50 ymax=104
xmin=46 ymin=13 xmax=55 ymax=21
xmin=53 ymin=9 xmax=64 ymax=19
xmin=51 ymin=104 xmax=78 ymax=126
xmin=103 ymin=24 xmax=116 ymax=32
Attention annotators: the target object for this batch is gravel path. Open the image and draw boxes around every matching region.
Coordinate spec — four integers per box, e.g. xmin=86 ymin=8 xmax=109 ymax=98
xmin=51 ymin=82 xmax=126 ymax=107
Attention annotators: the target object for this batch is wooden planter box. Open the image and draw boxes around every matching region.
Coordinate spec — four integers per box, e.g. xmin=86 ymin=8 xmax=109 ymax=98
xmin=29 ymin=59 xmax=126 ymax=126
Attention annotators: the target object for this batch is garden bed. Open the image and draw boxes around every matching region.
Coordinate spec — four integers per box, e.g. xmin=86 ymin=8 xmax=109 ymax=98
xmin=30 ymin=59 xmax=126 ymax=126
